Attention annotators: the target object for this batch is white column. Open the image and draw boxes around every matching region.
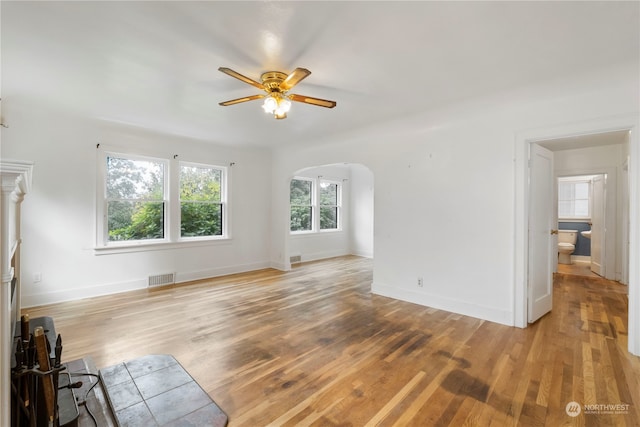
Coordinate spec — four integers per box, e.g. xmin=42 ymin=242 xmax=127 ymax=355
xmin=0 ymin=160 xmax=33 ymax=427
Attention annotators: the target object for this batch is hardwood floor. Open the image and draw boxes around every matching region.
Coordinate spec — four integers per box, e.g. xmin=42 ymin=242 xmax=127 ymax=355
xmin=557 ymin=260 xmax=601 ymax=279
xmin=23 ymin=256 xmax=640 ymax=426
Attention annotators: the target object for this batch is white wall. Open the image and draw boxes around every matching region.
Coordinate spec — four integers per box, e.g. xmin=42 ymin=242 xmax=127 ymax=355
xmin=270 ymin=62 xmax=639 ymax=327
xmin=1 ymin=100 xmax=273 ymax=306
xmin=350 ymin=164 xmax=374 ymax=258
xmin=554 ymin=143 xmax=627 ymax=281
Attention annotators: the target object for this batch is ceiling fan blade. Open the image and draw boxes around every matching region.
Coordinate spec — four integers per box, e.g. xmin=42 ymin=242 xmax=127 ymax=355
xmin=279 ymin=68 xmax=311 ymax=91
xmin=289 ymin=94 xmax=337 ymax=108
xmin=219 ymin=94 xmax=264 ymax=106
xmin=218 ymin=67 xmax=264 ymax=90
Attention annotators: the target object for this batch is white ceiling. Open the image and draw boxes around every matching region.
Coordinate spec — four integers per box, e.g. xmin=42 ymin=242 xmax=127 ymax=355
xmin=3 ymin=1 xmax=639 ymax=148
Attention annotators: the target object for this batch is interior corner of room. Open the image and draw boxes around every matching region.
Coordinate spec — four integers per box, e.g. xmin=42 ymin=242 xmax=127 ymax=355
xmin=1 ymin=1 xmax=640 ymax=426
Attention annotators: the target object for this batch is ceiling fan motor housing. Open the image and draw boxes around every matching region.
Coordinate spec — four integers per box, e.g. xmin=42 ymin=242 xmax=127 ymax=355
xmin=261 ymin=71 xmax=288 ymax=92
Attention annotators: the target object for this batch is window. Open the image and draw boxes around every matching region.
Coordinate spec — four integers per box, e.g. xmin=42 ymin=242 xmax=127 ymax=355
xmin=99 ymin=150 xmax=228 ymax=248
xmin=106 ymin=155 xmax=166 ymax=242
xmin=319 ymin=181 xmax=339 ymax=230
xmin=290 ymin=177 xmax=341 ymax=233
xmin=180 ymin=163 xmax=224 ymax=238
xmin=290 ymin=178 xmax=313 ymax=232
xmin=558 ymin=177 xmax=590 ymax=219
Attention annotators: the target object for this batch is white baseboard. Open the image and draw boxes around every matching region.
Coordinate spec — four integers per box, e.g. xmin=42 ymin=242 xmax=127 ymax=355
xmin=351 ymin=250 xmax=373 ymax=259
xmin=371 ymin=281 xmax=513 ymax=326
xmin=571 ymin=255 xmax=591 ymax=263
xmin=22 ymin=278 xmax=148 ymax=308
xmin=177 ymin=261 xmax=271 ymax=283
xmin=22 ymin=260 xmax=272 ymax=308
xmin=298 ymin=249 xmax=351 ymax=263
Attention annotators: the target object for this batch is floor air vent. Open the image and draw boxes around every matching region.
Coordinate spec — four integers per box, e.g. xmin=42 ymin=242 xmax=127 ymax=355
xmin=290 ymin=255 xmax=302 ymax=264
xmin=148 ymin=273 xmax=175 ymax=287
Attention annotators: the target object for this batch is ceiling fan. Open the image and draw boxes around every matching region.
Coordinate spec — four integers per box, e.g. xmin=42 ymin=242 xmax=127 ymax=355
xmin=218 ymin=67 xmax=337 ymax=119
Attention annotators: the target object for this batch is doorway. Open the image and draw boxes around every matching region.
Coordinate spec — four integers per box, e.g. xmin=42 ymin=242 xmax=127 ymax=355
xmin=286 ymin=163 xmax=374 ymax=265
xmin=556 ymin=174 xmax=606 ymax=279
xmin=514 ymin=115 xmax=639 ymax=356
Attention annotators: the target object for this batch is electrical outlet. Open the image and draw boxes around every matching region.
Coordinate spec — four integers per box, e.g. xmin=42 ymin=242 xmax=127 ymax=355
xmin=33 ymin=272 xmax=42 ymax=283
xmin=418 ymin=277 xmax=423 ymax=287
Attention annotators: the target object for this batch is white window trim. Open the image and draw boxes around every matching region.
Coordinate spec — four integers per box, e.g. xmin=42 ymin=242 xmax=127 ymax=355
xmin=558 ymin=176 xmax=591 ymax=220
xmin=290 ymin=177 xmax=315 ymax=235
xmin=178 ymin=160 xmax=228 ymax=242
xmin=95 ymin=145 xmax=231 ymax=254
xmin=289 ymin=176 xmax=342 ymax=234
xmin=318 ymin=179 xmax=342 ymax=232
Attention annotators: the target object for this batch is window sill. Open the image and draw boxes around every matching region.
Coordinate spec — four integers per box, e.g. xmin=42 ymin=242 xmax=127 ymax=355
xmin=559 ymin=218 xmax=591 ymax=223
xmin=290 ymin=229 xmax=344 ymax=238
xmin=94 ymin=237 xmax=231 ymax=255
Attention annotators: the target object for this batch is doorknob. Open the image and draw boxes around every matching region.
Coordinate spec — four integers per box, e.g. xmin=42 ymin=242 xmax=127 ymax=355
xmin=550 ymin=229 xmax=558 ymax=235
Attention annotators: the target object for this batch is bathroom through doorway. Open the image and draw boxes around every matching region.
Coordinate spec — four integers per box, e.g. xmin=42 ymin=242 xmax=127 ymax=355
xmin=556 ymin=173 xmax=606 ymax=278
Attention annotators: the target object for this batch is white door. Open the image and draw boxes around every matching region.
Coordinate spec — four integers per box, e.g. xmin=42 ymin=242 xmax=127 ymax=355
xmin=590 ymin=174 xmax=606 ymax=276
xmin=528 ymin=144 xmax=555 ymax=323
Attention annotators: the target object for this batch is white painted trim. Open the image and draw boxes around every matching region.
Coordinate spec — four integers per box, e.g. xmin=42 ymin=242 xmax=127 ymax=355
xmin=295 ymin=249 xmax=351 ymax=264
xmin=351 ymin=250 xmax=373 ymax=259
xmin=269 ymin=261 xmax=289 ymax=271
xmin=628 ymin=124 xmax=640 ymax=355
xmin=176 ymin=261 xmax=271 ymax=283
xmin=372 ymin=281 xmax=512 ymax=326
xmin=21 ymin=261 xmax=271 ymax=308
xmin=514 ymin=113 xmax=640 ymax=356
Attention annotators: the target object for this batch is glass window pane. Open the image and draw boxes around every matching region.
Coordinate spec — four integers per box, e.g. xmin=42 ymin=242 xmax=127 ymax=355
xmin=108 ymin=201 xmax=164 ymax=241
xmin=558 ymin=182 xmax=573 ymax=201
xmin=320 ymin=183 xmax=337 ymax=206
xmin=558 ymin=200 xmax=571 ymax=218
xmin=181 ymin=202 xmax=222 ymax=237
xmin=290 ymin=179 xmax=312 ymax=204
xmin=291 ymin=206 xmax=312 ymax=231
xmin=558 ymin=179 xmax=590 ymax=218
xmin=574 ymin=200 xmax=589 ymax=217
xmin=107 ymin=157 xmax=164 ymax=200
xmin=180 ymin=165 xmax=221 ymax=202
xmin=574 ymin=182 xmax=589 ymax=199
xmin=320 ymin=207 xmax=338 ymax=229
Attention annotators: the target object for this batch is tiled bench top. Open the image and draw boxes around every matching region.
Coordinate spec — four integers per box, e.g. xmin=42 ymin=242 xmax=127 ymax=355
xmin=100 ymin=354 xmax=228 ymax=427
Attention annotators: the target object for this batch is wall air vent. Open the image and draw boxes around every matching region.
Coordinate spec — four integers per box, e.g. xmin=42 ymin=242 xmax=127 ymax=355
xmin=290 ymin=255 xmax=302 ymax=264
xmin=148 ymin=273 xmax=176 ymax=287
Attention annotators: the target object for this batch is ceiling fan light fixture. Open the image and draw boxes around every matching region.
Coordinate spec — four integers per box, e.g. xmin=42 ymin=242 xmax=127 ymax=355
xmin=218 ymin=66 xmax=336 ymax=120
xmin=262 ymin=95 xmax=278 ymax=113
xmin=263 ymin=93 xmax=292 ymax=119
xmin=280 ymin=97 xmax=292 ymax=112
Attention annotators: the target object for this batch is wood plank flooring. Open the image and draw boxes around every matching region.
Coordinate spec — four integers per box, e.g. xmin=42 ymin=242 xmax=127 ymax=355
xmin=23 ymin=256 xmax=640 ymax=426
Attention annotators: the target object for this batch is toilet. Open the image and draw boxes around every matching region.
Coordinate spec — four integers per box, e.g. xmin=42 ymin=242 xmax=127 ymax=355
xmin=558 ymin=230 xmax=578 ymax=264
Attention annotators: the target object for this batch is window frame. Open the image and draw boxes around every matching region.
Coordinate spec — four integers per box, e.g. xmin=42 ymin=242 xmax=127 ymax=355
xmin=178 ymin=161 xmax=228 ymax=241
xmin=318 ymin=179 xmax=341 ymax=232
xmin=101 ymin=151 xmax=169 ymax=246
xmin=289 ymin=177 xmax=315 ymax=234
xmin=558 ymin=177 xmax=591 ymax=220
xmin=96 ymin=147 xmax=230 ymax=253
xmin=289 ymin=176 xmax=342 ymax=234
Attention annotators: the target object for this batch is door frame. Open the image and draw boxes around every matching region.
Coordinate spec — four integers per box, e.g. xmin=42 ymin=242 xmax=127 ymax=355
xmin=513 ymin=113 xmax=640 ymax=356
